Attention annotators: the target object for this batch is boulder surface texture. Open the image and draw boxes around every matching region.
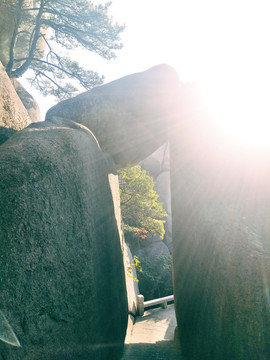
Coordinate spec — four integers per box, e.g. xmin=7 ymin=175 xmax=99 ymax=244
xmin=46 ymin=64 xmax=181 ymax=169
xmin=0 ymin=63 xmax=32 ymax=145
xmin=170 ymin=85 xmax=270 ymax=360
xmin=0 ymin=118 xmax=128 ymax=360
xmin=0 ymin=65 xmax=181 ymax=359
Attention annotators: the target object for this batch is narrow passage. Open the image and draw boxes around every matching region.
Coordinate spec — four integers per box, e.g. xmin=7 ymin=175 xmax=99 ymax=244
xmin=122 ymin=304 xmax=184 ymax=359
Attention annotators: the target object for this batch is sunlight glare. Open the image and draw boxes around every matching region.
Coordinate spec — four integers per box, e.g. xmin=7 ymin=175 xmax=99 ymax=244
xmin=196 ymin=0 xmax=270 ymax=149
xmin=203 ymin=77 xmax=270 ymax=148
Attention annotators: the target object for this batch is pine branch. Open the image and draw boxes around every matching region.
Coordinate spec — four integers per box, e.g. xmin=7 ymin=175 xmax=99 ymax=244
xmin=12 ymin=0 xmax=45 ymax=78
xmin=5 ymin=0 xmax=24 ymax=75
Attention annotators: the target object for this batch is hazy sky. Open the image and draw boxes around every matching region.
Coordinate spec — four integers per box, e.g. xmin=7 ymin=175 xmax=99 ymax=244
xmin=23 ymin=0 xmax=270 ymax=145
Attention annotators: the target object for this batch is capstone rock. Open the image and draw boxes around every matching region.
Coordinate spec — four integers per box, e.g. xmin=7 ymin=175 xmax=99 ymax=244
xmin=46 ymin=64 xmax=181 ymax=169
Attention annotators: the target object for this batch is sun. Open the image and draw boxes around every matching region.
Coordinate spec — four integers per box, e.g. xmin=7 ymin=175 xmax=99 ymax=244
xmin=164 ymin=0 xmax=270 ymax=150
xmin=202 ymin=77 xmax=270 ymax=149
xmin=193 ymin=0 xmax=270 ymax=150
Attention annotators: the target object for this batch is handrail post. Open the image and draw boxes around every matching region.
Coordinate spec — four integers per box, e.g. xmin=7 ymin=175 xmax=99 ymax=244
xmin=137 ymin=294 xmax=144 ymax=316
xmin=161 ymin=300 xmax=168 ymax=309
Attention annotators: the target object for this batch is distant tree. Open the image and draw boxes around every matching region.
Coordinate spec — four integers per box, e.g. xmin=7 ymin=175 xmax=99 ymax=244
xmin=2 ymin=0 xmax=124 ymax=100
xmin=118 ymin=165 xmax=167 ymax=242
xmin=137 ymin=254 xmax=173 ymax=300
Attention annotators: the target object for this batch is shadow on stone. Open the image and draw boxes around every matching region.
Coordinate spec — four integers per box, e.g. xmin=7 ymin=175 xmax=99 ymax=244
xmin=122 ymin=340 xmax=183 ymax=359
xmin=0 ymin=126 xmax=17 ymax=146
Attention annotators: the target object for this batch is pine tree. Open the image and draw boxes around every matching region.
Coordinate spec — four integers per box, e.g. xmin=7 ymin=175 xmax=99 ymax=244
xmin=1 ymin=0 xmax=124 ymax=100
xmin=119 ymin=165 xmax=167 ymax=240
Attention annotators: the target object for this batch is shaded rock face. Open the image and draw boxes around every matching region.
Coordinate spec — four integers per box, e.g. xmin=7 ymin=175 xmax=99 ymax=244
xmin=123 ymin=244 xmax=140 ymax=316
xmin=170 ymin=85 xmax=270 ymax=360
xmin=107 ymin=173 xmax=139 ymax=318
xmin=0 ymin=63 xmax=32 ymax=145
xmin=46 ymin=64 xmax=181 ymax=169
xmin=0 ymin=118 xmax=128 ymax=359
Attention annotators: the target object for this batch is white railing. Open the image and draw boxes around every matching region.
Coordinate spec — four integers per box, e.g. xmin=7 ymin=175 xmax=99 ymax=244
xmin=136 ymin=294 xmax=174 ymax=316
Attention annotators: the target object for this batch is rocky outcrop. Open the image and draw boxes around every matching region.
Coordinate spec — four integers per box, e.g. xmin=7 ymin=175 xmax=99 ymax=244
xmin=0 ymin=65 xmax=181 ymax=359
xmin=11 ymin=78 xmax=41 ymax=123
xmin=108 ymin=173 xmax=139 ymax=318
xmin=46 ymin=64 xmax=181 ymax=169
xmin=170 ymin=84 xmax=270 ymax=360
xmin=3 ymin=63 xmax=269 ymax=360
xmin=0 ymin=62 xmax=32 ymax=145
xmin=0 ymin=118 xmax=128 ymax=359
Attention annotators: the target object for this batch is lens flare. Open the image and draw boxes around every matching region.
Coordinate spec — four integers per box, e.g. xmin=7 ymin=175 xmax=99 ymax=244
xmin=202 ymin=78 xmax=270 ymax=149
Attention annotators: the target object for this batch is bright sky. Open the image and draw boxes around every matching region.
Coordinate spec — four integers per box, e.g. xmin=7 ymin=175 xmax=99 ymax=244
xmin=24 ymin=0 xmax=270 ymax=148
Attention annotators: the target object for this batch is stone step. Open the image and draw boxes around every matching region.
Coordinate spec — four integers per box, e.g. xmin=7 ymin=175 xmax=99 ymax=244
xmin=122 ymin=340 xmax=183 ymax=359
xmin=121 ymin=304 xmax=184 ymax=359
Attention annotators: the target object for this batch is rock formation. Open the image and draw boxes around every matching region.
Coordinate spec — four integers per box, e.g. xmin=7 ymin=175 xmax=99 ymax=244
xmin=0 ymin=62 xmax=41 ymax=146
xmin=11 ymin=78 xmax=41 ymax=123
xmin=0 ymin=62 xmax=32 ymax=145
xmin=0 ymin=118 xmax=128 ymax=360
xmin=0 ymin=65 xmax=180 ymax=359
xmin=2 ymin=62 xmax=269 ymax=360
xmin=107 ymin=173 xmax=139 ymax=320
xmin=46 ymin=64 xmax=181 ymax=169
xmin=170 ymin=84 xmax=270 ymax=360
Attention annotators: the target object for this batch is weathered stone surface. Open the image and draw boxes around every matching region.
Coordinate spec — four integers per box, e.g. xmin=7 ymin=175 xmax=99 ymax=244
xmin=0 ymin=62 xmax=31 ymax=145
xmin=154 ymin=171 xmax=172 ymax=252
xmin=46 ymin=65 xmax=181 ymax=168
xmin=107 ymin=173 xmax=139 ymax=317
xmin=0 ymin=118 xmax=128 ymax=359
xmin=11 ymin=78 xmax=41 ymax=123
xmin=123 ymin=244 xmax=140 ymax=317
xmin=170 ymin=84 xmax=270 ymax=360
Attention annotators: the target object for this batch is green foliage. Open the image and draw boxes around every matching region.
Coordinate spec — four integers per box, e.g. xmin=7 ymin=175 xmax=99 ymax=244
xmin=126 ymin=255 xmax=142 ymax=283
xmin=119 ymin=165 xmax=167 ymax=241
xmin=137 ymin=254 xmax=173 ymax=301
xmin=123 ymin=225 xmax=150 ymax=251
xmin=3 ymin=0 xmax=124 ymax=100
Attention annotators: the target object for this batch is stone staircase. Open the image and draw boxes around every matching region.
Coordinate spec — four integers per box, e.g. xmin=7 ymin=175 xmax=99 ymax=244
xmin=121 ymin=304 xmax=184 ymax=359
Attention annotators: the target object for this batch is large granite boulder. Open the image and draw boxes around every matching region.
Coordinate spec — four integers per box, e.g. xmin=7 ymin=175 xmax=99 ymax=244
xmin=11 ymin=78 xmax=41 ymax=123
xmin=0 ymin=62 xmax=32 ymax=145
xmin=0 ymin=65 xmax=182 ymax=359
xmin=46 ymin=64 xmax=181 ymax=169
xmin=0 ymin=118 xmax=128 ymax=359
xmin=170 ymin=85 xmax=270 ymax=360
xmin=154 ymin=171 xmax=172 ymax=252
